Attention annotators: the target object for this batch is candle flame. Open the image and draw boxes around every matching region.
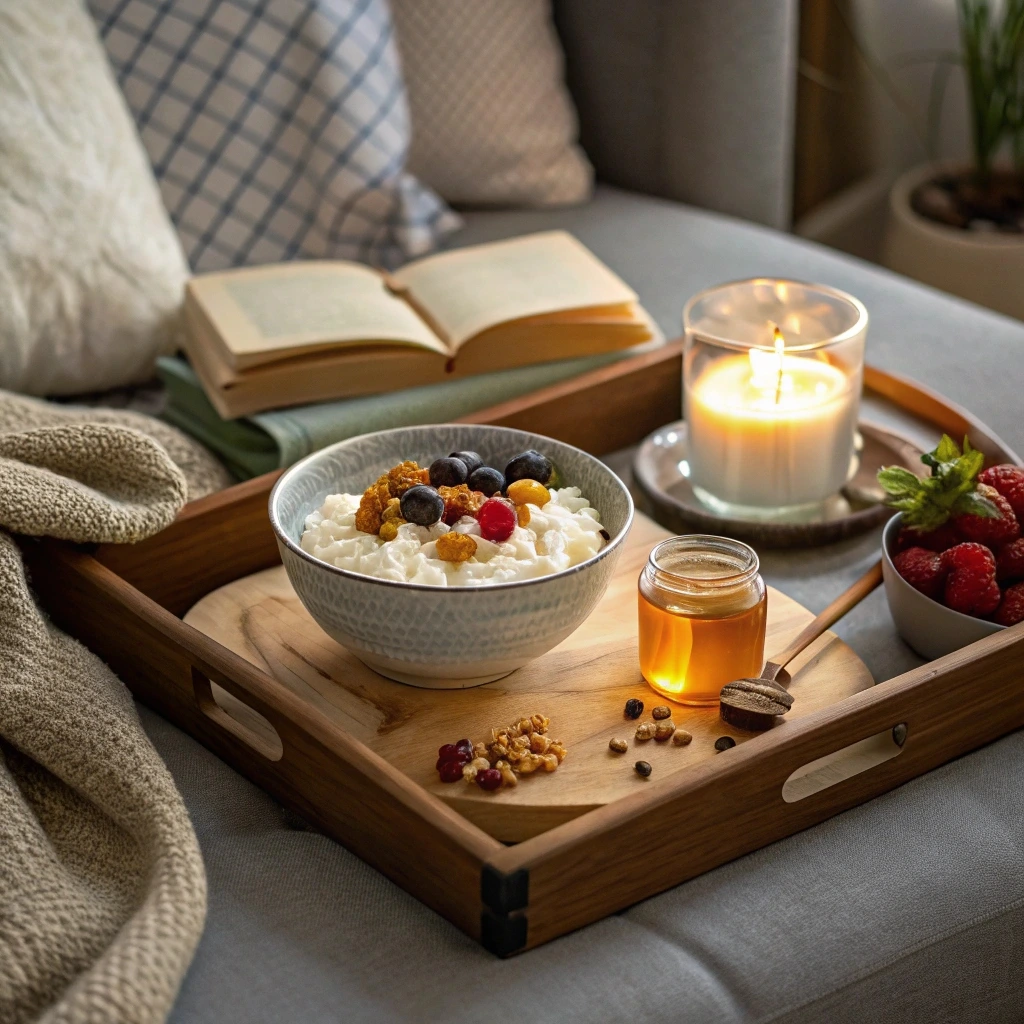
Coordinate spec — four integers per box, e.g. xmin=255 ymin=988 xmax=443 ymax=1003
xmin=747 ymin=324 xmax=788 ymax=401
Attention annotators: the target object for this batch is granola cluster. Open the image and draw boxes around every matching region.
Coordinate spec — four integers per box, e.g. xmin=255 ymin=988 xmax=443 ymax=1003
xmin=435 ymin=531 xmax=477 ymax=562
xmin=354 ymin=461 xmax=429 ymax=536
xmin=465 ymin=713 xmax=567 ymax=788
xmin=435 ymin=714 xmax=568 ymax=792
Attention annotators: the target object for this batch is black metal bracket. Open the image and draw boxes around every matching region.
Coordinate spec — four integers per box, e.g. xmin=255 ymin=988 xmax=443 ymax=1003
xmin=480 ymin=908 xmax=528 ymax=957
xmin=481 ymin=864 xmax=529 ymax=914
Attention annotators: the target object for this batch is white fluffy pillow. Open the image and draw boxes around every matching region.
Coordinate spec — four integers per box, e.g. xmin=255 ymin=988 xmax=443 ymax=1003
xmin=0 ymin=0 xmax=188 ymax=396
xmin=391 ymin=0 xmax=593 ymax=207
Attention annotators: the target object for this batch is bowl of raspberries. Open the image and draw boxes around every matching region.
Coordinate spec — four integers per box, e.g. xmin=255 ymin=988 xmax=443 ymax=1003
xmin=879 ymin=435 xmax=1024 ymax=660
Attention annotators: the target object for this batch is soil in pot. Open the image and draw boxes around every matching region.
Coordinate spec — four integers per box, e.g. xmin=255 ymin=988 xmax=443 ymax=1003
xmin=912 ymin=169 xmax=1024 ymax=233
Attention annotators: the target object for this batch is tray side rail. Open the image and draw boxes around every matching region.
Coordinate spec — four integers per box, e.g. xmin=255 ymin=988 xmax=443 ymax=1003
xmin=25 ymin=539 xmax=503 ymax=940
xmin=487 ymin=623 xmax=1024 ymax=950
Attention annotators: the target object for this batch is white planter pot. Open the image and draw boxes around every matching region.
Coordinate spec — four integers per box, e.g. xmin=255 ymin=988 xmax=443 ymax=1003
xmin=882 ymin=163 xmax=1024 ymax=322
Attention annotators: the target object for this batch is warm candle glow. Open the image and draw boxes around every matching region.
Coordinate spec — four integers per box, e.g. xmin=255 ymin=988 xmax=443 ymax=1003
xmin=686 ymin=336 xmax=857 ymax=510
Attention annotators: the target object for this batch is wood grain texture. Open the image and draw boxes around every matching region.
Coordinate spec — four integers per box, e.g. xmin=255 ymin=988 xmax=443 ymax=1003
xmin=22 ymin=537 xmax=502 ymax=938
xmin=455 ymin=340 xmax=684 ymax=454
xmin=487 ymin=618 xmax=1024 ymax=949
xmin=183 ymin=513 xmax=873 ymax=841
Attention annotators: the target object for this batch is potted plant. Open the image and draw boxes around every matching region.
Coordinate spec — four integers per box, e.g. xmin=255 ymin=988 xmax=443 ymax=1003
xmin=882 ymin=0 xmax=1024 ymax=320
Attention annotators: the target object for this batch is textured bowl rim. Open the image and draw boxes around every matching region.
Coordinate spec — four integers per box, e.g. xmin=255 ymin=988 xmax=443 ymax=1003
xmin=268 ymin=423 xmax=635 ymax=594
xmin=882 ymin=512 xmax=1006 ymax=632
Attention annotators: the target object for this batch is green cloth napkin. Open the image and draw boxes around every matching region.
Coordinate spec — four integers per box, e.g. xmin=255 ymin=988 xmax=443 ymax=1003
xmin=157 ymin=353 xmax=635 ymax=480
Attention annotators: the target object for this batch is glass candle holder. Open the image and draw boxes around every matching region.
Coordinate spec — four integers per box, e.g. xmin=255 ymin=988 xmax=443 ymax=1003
xmin=638 ymin=536 xmax=767 ymax=706
xmin=683 ymin=279 xmax=868 ymax=519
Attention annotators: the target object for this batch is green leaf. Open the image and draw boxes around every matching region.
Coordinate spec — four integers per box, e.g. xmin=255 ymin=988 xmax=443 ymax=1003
xmin=934 ymin=434 xmax=962 ymax=462
xmin=877 ymin=466 xmax=923 ymax=497
xmin=952 ymin=490 xmax=1000 ymax=518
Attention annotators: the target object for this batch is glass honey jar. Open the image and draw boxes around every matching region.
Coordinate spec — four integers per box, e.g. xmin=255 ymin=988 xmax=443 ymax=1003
xmin=638 ymin=536 xmax=767 ymax=706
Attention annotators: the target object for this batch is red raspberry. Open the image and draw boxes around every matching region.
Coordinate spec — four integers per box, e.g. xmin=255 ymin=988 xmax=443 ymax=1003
xmin=941 ymin=542 xmax=1001 ymax=616
xmin=997 ymin=538 xmax=1024 ymax=582
xmin=477 ymin=497 xmax=516 ymax=542
xmin=994 ymin=581 xmax=1024 ymax=627
xmin=896 ymin=523 xmax=960 ymax=553
xmin=979 ymin=464 xmax=1024 ymax=520
xmin=893 ymin=547 xmax=947 ymax=600
xmin=953 ymin=484 xmax=1020 ymax=547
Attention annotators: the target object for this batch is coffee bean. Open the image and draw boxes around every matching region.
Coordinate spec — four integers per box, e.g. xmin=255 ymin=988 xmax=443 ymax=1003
xmin=654 ymin=720 xmax=676 ymax=741
xmin=714 ymin=736 xmax=736 ymax=752
xmin=624 ymin=698 xmax=644 ymax=719
xmin=609 ymin=737 xmax=628 ymax=753
xmin=651 ymin=705 xmax=671 ymax=720
xmin=634 ymin=722 xmax=655 ymax=741
xmin=672 ymin=729 xmax=692 ymax=746
xmin=634 ymin=760 xmax=652 ymax=778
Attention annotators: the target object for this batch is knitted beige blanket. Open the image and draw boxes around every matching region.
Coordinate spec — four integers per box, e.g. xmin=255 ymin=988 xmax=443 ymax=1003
xmin=0 ymin=392 xmax=232 ymax=1023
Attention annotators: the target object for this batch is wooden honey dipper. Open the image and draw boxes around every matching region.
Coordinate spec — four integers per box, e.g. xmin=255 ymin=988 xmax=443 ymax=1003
xmin=719 ymin=560 xmax=884 ymax=731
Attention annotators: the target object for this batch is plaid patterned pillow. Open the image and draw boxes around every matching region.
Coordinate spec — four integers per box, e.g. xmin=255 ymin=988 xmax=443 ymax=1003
xmin=88 ymin=0 xmax=460 ymax=272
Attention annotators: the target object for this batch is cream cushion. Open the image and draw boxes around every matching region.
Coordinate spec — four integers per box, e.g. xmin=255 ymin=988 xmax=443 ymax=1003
xmin=391 ymin=0 xmax=593 ymax=207
xmin=0 ymin=0 xmax=188 ymax=396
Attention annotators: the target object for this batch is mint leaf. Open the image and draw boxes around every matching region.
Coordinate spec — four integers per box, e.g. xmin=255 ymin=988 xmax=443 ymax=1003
xmin=952 ymin=490 xmax=1000 ymax=519
xmin=877 ymin=466 xmax=922 ymax=497
xmin=934 ymin=434 xmax=962 ymax=462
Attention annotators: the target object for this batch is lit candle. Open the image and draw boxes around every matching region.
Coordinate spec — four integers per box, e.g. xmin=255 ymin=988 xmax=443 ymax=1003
xmin=683 ymin=280 xmax=867 ymax=515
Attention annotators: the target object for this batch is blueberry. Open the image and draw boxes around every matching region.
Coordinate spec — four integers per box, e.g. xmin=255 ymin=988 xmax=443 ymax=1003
xmin=400 ymin=485 xmax=444 ymax=526
xmin=449 ymin=450 xmax=483 ymax=476
xmin=504 ymin=449 xmax=552 ymax=486
xmin=429 ymin=456 xmax=468 ymax=488
xmin=467 ymin=466 xmax=505 ymax=497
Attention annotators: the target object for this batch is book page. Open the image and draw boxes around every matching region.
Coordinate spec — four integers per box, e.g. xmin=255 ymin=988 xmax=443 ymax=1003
xmin=189 ymin=262 xmax=447 ymax=362
xmin=392 ymin=232 xmax=638 ymax=348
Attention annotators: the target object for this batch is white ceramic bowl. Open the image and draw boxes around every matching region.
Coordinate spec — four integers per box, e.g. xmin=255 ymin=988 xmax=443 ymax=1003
xmin=269 ymin=424 xmax=634 ymax=688
xmin=881 ymin=513 xmax=1004 ymax=660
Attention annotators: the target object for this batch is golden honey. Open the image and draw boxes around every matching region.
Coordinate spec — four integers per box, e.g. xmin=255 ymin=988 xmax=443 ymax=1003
xmin=638 ymin=536 xmax=767 ymax=706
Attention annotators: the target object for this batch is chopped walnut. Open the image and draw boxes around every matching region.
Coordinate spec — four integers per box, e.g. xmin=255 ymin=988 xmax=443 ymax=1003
xmin=381 ymin=497 xmax=403 ymax=522
xmin=461 ymin=757 xmax=492 ymax=782
xmin=496 ymin=760 xmax=518 ymax=787
xmin=449 ymin=712 xmax=566 ymax=791
xmin=436 ymin=531 xmax=478 ymax=563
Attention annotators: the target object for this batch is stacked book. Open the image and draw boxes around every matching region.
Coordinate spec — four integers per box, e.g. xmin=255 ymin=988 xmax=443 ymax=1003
xmin=164 ymin=232 xmax=662 ymax=477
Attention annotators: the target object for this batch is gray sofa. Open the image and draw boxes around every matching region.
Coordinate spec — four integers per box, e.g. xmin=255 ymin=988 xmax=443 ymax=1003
xmin=151 ymin=6 xmax=1024 ymax=1022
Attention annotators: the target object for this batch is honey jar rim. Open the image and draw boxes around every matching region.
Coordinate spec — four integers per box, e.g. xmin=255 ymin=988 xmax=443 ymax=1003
xmin=645 ymin=535 xmax=761 ymax=594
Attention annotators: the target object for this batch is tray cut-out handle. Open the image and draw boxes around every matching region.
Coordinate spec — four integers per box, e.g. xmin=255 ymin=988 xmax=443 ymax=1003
xmin=781 ymin=722 xmax=907 ymax=803
xmin=192 ymin=666 xmax=284 ymax=761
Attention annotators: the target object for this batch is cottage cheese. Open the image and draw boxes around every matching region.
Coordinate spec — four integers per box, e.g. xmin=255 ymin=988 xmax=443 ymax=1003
xmin=300 ymin=487 xmax=606 ymax=586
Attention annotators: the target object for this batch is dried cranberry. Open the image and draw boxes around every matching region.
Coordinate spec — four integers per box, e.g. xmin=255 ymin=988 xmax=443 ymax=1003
xmin=438 ymin=760 xmax=465 ymax=783
xmin=435 ymin=751 xmax=470 ymax=770
xmin=455 ymin=739 xmax=474 ymax=756
xmin=475 ymin=768 xmax=503 ymax=791
xmin=437 ymin=743 xmax=462 ymax=761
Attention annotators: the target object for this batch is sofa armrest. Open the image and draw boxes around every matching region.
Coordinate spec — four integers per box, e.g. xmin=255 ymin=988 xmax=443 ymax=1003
xmin=554 ymin=0 xmax=798 ymax=229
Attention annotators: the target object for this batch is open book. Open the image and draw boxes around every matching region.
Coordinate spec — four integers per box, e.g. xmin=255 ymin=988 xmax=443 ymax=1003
xmin=183 ymin=231 xmax=658 ymax=417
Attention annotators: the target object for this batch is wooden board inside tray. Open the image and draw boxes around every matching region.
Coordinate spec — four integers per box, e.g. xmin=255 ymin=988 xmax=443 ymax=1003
xmin=184 ymin=512 xmax=873 ymax=840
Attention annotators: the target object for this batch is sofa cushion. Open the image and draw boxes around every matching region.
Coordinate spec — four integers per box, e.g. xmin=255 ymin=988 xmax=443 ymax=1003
xmin=0 ymin=0 xmax=188 ymax=397
xmin=88 ymin=0 xmax=459 ymax=272
xmin=390 ymin=0 xmax=593 ymax=208
xmin=146 ymin=188 xmax=1024 ymax=1023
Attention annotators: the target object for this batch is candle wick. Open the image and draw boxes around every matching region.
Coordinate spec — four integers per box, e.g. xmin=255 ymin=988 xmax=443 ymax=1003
xmin=772 ymin=325 xmax=785 ymax=405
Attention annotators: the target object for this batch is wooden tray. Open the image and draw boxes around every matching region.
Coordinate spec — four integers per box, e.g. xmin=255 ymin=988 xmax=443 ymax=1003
xmin=25 ymin=342 xmax=1024 ymax=957
xmin=182 ymin=512 xmax=873 ymax=841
